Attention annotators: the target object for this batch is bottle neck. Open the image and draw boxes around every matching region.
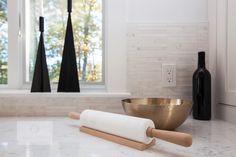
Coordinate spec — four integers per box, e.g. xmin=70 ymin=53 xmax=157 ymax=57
xmin=198 ymin=52 xmax=205 ymax=68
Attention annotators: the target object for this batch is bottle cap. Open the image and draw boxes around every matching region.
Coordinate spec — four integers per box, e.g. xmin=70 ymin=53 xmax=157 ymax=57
xmin=198 ymin=51 xmax=205 ymax=67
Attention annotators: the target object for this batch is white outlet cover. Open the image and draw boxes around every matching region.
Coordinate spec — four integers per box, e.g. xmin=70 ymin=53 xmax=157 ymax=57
xmin=162 ymin=64 xmax=176 ymax=87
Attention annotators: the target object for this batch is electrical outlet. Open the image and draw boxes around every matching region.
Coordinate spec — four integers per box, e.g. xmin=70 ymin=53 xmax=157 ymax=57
xmin=162 ymin=64 xmax=176 ymax=87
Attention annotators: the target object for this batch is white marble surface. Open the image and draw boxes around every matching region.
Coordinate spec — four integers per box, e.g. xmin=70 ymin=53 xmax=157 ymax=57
xmin=0 ymin=117 xmax=235 ymax=157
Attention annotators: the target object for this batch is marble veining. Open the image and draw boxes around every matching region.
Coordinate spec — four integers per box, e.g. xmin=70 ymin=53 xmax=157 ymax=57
xmin=0 ymin=117 xmax=235 ymax=157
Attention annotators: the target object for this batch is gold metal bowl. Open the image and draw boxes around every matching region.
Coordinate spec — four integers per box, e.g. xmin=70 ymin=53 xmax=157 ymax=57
xmin=122 ymin=98 xmax=192 ymax=130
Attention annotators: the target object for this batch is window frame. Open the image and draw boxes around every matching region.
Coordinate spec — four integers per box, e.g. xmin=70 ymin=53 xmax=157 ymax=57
xmin=1 ymin=0 xmax=127 ymax=93
xmin=6 ymin=0 xmax=23 ymax=89
xmin=1 ymin=0 xmax=105 ymax=90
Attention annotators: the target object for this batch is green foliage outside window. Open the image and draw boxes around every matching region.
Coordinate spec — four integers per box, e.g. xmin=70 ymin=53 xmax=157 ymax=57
xmin=28 ymin=0 xmax=103 ymax=83
xmin=0 ymin=0 xmax=102 ymax=85
xmin=0 ymin=0 xmax=7 ymax=84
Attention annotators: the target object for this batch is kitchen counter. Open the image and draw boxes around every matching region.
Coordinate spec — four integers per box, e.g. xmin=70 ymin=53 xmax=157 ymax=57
xmin=0 ymin=117 xmax=236 ymax=157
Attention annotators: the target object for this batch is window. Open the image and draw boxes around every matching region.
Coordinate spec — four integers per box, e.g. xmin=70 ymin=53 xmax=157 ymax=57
xmin=24 ymin=0 xmax=103 ymax=84
xmin=1 ymin=0 xmax=127 ymax=92
xmin=0 ymin=0 xmax=7 ymax=84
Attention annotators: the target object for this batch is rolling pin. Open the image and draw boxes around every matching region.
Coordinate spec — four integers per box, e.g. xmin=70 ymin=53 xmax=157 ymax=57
xmin=69 ymin=110 xmax=192 ymax=147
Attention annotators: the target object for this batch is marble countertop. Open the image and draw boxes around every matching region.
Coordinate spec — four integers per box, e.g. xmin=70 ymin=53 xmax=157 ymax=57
xmin=0 ymin=117 xmax=236 ymax=157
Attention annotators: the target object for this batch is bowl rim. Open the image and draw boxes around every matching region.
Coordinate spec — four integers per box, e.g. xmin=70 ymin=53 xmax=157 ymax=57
xmin=122 ymin=97 xmax=192 ymax=107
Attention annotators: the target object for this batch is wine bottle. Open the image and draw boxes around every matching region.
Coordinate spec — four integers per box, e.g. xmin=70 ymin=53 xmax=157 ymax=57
xmin=193 ymin=51 xmax=211 ymax=120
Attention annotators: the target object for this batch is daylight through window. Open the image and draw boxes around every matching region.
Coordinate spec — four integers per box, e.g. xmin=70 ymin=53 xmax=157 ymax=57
xmin=0 ymin=0 xmax=7 ymax=84
xmin=25 ymin=0 xmax=103 ymax=84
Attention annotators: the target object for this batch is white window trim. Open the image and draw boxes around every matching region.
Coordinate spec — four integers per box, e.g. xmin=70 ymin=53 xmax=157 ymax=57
xmin=7 ymin=0 xmax=23 ymax=89
xmin=104 ymin=0 xmax=127 ymax=93
xmin=2 ymin=0 xmax=128 ymax=94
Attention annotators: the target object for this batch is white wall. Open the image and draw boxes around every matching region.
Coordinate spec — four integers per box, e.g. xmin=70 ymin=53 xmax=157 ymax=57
xmin=106 ymin=0 xmax=208 ymax=92
xmin=127 ymin=0 xmax=208 ymax=22
xmin=125 ymin=0 xmax=209 ymax=99
xmin=215 ymin=0 xmax=236 ymax=124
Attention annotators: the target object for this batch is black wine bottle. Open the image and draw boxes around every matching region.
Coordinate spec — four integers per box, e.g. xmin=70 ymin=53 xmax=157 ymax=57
xmin=193 ymin=51 xmax=211 ymax=120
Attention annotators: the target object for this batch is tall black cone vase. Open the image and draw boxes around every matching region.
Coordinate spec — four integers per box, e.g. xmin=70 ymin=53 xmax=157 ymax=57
xmin=58 ymin=0 xmax=80 ymax=92
xmin=31 ymin=17 xmax=51 ymax=92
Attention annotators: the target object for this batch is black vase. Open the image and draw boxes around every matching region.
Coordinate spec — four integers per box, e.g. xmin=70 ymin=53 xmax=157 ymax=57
xmin=31 ymin=17 xmax=51 ymax=92
xmin=192 ymin=52 xmax=211 ymax=120
xmin=57 ymin=0 xmax=80 ymax=92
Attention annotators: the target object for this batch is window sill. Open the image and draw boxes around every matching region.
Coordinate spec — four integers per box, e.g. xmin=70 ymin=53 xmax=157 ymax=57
xmin=0 ymin=90 xmax=131 ymax=98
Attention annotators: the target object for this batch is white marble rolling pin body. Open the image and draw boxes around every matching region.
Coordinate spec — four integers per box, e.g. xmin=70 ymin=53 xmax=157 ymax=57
xmin=80 ymin=110 xmax=155 ymax=144
xmin=69 ymin=110 xmax=192 ymax=147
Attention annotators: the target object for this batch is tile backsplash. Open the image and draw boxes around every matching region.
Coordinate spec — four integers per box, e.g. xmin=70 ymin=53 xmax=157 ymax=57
xmin=127 ymin=23 xmax=208 ymax=99
xmin=0 ymin=96 xmax=125 ymax=116
xmin=0 ymin=22 xmax=208 ymax=116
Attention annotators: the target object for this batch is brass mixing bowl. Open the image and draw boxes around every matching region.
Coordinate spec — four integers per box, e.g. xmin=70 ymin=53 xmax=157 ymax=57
xmin=122 ymin=98 xmax=192 ymax=130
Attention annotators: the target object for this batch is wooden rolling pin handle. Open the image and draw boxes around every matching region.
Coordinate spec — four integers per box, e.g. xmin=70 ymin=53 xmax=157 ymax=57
xmin=68 ymin=112 xmax=80 ymax=120
xmin=147 ymin=128 xmax=192 ymax=147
